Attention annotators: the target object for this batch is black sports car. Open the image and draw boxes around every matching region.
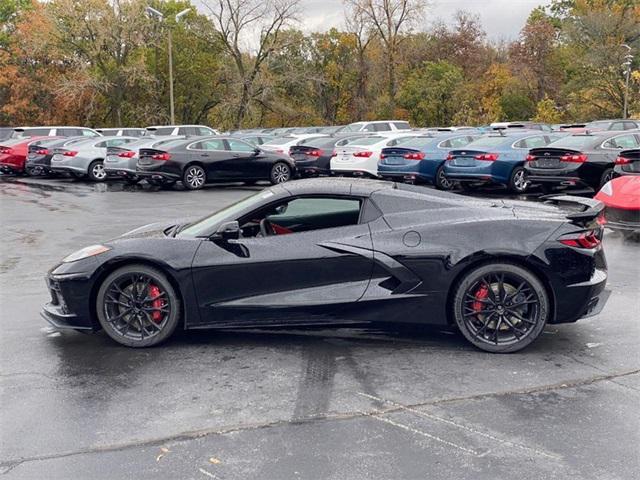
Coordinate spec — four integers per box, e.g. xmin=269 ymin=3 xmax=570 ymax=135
xmin=135 ymin=136 xmax=296 ymax=189
xmin=525 ymin=131 xmax=640 ymax=191
xmin=41 ymin=179 xmax=610 ymax=353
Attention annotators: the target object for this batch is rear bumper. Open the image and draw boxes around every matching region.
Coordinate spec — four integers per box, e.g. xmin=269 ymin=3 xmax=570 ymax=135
xmin=135 ymin=169 xmax=181 ymax=182
xmin=526 ymin=174 xmax=588 ymax=188
xmin=0 ymin=162 xmax=24 ymax=173
xmin=555 ymin=268 xmax=610 ymax=323
xmin=602 ymin=206 xmax=640 ymax=231
xmin=330 ymin=169 xmax=378 ymax=178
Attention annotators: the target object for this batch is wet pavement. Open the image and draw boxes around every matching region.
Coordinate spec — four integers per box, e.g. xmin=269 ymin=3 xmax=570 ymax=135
xmin=1 ymin=175 xmax=639 ymax=479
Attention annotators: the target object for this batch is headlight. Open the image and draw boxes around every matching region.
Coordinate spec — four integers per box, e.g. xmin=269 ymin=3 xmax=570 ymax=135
xmin=62 ymin=245 xmax=111 ymax=263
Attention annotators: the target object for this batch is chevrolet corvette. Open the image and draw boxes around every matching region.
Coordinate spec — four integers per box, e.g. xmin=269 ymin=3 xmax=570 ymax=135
xmin=41 ymin=178 xmax=609 ymax=353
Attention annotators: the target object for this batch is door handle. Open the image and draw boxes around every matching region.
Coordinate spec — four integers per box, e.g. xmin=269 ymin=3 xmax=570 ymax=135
xmin=232 ymin=154 xmax=240 ymax=158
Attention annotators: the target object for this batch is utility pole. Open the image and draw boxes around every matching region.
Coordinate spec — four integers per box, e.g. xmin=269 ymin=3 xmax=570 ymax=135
xmin=621 ymin=44 xmax=633 ymax=120
xmin=146 ymin=6 xmax=191 ymax=125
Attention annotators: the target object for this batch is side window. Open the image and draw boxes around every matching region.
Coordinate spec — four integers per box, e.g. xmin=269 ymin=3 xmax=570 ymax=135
xmin=81 ymin=129 xmax=98 ymax=137
xmin=95 ymin=141 xmax=109 ymax=148
xmin=227 ymin=139 xmax=255 ymax=152
xmin=177 ymin=127 xmax=188 ymax=135
xmin=612 ymin=135 xmax=638 ymax=149
xmin=450 ymin=136 xmax=472 ymax=148
xmin=240 ymin=197 xmax=362 ymax=237
xmin=100 ymin=130 xmax=117 ymax=136
xmin=197 ymin=127 xmax=214 ymax=136
xmin=392 ymin=122 xmax=411 ymax=130
xmin=193 ymin=139 xmax=225 ymax=150
xmin=61 ymin=128 xmax=81 ymax=136
xmin=25 ymin=128 xmax=52 ymax=136
xmin=362 ymin=124 xmax=375 ymax=132
xmin=610 ymin=122 xmax=625 ymax=131
xmin=374 ymin=123 xmax=391 ymax=132
xmin=623 ymin=122 xmax=638 ymax=130
xmin=525 ymin=136 xmax=548 ymax=148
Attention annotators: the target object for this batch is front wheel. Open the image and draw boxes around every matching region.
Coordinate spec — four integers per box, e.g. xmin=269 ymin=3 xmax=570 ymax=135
xmin=270 ymin=162 xmax=291 ymax=184
xmin=182 ymin=165 xmax=206 ymax=190
xmin=452 ymin=262 xmax=549 ymax=353
xmin=96 ymin=265 xmax=181 ymax=347
xmin=508 ymin=167 xmax=529 ymax=193
xmin=435 ymin=165 xmax=454 ymax=190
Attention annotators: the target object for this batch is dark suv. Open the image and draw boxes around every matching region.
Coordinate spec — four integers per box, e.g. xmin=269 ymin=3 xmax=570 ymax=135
xmin=524 ymin=131 xmax=640 ymax=191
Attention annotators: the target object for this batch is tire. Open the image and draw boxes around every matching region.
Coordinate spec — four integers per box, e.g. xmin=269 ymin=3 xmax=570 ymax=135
xmin=599 ymin=168 xmax=614 ymax=189
xmin=452 ymin=262 xmax=549 ymax=353
xmin=182 ymin=164 xmax=206 ymax=190
xmin=270 ymin=162 xmax=291 ymax=184
xmin=508 ymin=166 xmax=529 ymax=193
xmin=96 ymin=264 xmax=181 ymax=348
xmin=435 ymin=165 xmax=454 ymax=190
xmin=88 ymin=160 xmax=107 ymax=182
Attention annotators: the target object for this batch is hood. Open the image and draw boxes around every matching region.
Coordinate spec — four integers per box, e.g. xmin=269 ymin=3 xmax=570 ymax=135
xmin=114 ymin=217 xmax=199 ymax=240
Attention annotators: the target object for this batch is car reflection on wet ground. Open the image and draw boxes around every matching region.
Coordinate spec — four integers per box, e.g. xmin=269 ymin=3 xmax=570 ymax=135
xmin=1 ymin=175 xmax=638 ymax=479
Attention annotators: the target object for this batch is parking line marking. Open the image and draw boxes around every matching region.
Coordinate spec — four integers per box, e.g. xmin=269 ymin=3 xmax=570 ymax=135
xmin=358 ymin=392 xmax=560 ymax=460
xmin=359 ymin=410 xmax=479 ymax=455
xmin=199 ymin=467 xmax=219 ymax=479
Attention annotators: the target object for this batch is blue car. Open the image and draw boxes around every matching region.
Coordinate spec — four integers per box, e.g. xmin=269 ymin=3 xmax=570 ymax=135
xmin=378 ymin=132 xmax=480 ymax=189
xmin=443 ymin=131 xmax=563 ymax=193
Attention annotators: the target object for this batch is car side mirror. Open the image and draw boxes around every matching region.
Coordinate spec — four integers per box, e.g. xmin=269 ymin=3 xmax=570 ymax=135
xmin=253 ymin=147 xmax=261 ymax=155
xmin=213 ymin=221 xmax=240 ymax=241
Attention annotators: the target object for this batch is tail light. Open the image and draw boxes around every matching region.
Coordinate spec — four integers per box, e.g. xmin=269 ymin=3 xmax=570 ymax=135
xmin=308 ymin=149 xmax=323 ymax=157
xmin=525 ymin=154 xmax=536 ymax=162
xmin=379 ymin=153 xmax=387 ymax=159
xmin=35 ymin=149 xmax=49 ymax=155
xmin=474 ymin=153 xmax=499 ymax=161
xmin=403 ymin=152 xmax=425 ymax=160
xmin=615 ymin=156 xmax=631 ymax=165
xmin=560 ymin=154 xmax=587 ymax=163
xmin=118 ymin=150 xmax=136 ymax=158
xmin=559 ymin=230 xmax=601 ymax=249
xmin=63 ymin=151 xmax=79 ymax=157
xmin=0 ymin=147 xmax=13 ymax=155
xmin=151 ymin=152 xmax=171 ymax=161
xmin=446 ymin=154 xmax=454 ymax=161
xmin=353 ymin=151 xmax=373 ymax=158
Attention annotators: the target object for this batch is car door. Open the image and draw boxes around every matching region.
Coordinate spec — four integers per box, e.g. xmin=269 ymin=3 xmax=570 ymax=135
xmin=187 ymin=138 xmax=228 ymax=180
xmin=221 ymin=138 xmax=263 ymax=179
xmin=190 ymin=196 xmax=374 ymax=326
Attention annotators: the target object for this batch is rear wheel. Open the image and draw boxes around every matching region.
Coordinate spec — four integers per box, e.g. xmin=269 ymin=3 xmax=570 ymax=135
xmin=599 ymin=168 xmax=614 ymax=189
xmin=435 ymin=165 xmax=454 ymax=190
xmin=182 ymin=165 xmax=206 ymax=190
xmin=270 ymin=162 xmax=291 ymax=184
xmin=508 ymin=167 xmax=529 ymax=193
xmin=88 ymin=160 xmax=107 ymax=182
xmin=452 ymin=262 xmax=549 ymax=353
xmin=96 ymin=265 xmax=181 ymax=348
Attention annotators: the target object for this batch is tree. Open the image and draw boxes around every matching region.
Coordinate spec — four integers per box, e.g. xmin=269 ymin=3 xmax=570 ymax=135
xmin=202 ymin=0 xmax=301 ymax=128
xmin=533 ymin=95 xmax=563 ymax=123
xmin=345 ymin=0 xmax=425 ymax=113
xmin=345 ymin=2 xmax=376 ymax=120
xmin=398 ymin=61 xmax=464 ymax=126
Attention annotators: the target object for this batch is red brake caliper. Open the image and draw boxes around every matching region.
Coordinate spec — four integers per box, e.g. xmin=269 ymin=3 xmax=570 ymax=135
xmin=473 ymin=284 xmax=489 ymax=313
xmin=148 ymin=285 xmax=163 ymax=323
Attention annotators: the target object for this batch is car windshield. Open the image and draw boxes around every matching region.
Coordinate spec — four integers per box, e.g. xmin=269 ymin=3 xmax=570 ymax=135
xmin=548 ymin=135 xmax=599 ymax=149
xmin=465 ymin=136 xmax=509 ymax=148
xmin=177 ymin=190 xmax=275 ymax=238
xmin=349 ymin=136 xmax=385 ymax=146
xmin=263 ymin=136 xmax=296 ymax=146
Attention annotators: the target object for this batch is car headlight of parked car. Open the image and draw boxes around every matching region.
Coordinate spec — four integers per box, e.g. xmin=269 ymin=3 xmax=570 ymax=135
xmin=62 ymin=245 xmax=111 ymax=263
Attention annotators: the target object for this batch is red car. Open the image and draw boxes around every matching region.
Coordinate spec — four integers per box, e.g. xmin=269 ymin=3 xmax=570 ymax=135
xmin=595 ymin=175 xmax=640 ymax=234
xmin=0 ymin=136 xmax=53 ymax=174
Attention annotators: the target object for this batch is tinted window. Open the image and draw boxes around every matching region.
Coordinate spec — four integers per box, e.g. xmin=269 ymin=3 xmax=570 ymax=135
xmin=373 ymin=123 xmax=391 ymax=132
xmin=602 ymin=135 xmax=639 ymax=149
xmin=152 ymin=127 xmax=176 ymax=136
xmin=100 ymin=130 xmax=118 ymax=136
xmin=191 ymin=139 xmax=225 ymax=150
xmin=610 ymin=122 xmax=625 ymax=131
xmin=227 ymin=139 xmax=255 ymax=152
xmin=16 ymin=128 xmax=51 ymax=137
xmin=623 ymin=122 xmax=638 ymax=130
xmin=300 ymin=137 xmax=338 ymax=148
xmin=393 ymin=122 xmax=411 ymax=130
xmin=585 ymin=121 xmax=611 ymax=130
xmin=349 ymin=136 xmax=385 ymax=146
xmin=123 ymin=129 xmax=142 ymax=136
xmin=153 ymin=139 xmax=188 ymax=149
xmin=514 ymin=136 xmax=547 ymax=148
xmin=95 ymin=141 xmax=109 ymax=148
xmin=438 ymin=136 xmax=473 ymax=149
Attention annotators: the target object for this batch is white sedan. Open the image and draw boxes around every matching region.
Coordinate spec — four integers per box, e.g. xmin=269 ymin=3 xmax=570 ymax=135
xmin=260 ymin=134 xmax=327 ymax=158
xmin=330 ymin=133 xmax=419 ymax=177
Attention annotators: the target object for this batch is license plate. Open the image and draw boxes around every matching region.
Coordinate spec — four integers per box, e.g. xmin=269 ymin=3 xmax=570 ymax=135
xmin=534 ymin=158 xmax=560 ymax=168
xmin=453 ymin=157 xmax=475 ymax=166
xmin=139 ymin=158 xmax=152 ymax=165
xmin=105 ymin=156 xmax=118 ymax=163
xmin=385 ymin=156 xmax=405 ymax=165
xmin=291 ymin=154 xmax=306 ymax=161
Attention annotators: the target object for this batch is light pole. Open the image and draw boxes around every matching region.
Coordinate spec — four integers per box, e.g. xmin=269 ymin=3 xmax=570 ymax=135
xmin=621 ymin=44 xmax=633 ymax=120
xmin=146 ymin=6 xmax=191 ymax=124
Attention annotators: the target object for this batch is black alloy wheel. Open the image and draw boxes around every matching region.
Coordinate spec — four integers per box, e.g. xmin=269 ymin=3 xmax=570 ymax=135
xmin=183 ymin=165 xmax=206 ymax=190
xmin=96 ymin=265 xmax=181 ymax=347
xmin=599 ymin=168 xmax=614 ymax=188
xmin=270 ymin=162 xmax=291 ymax=184
xmin=453 ymin=263 xmax=548 ymax=353
xmin=435 ymin=165 xmax=453 ymax=190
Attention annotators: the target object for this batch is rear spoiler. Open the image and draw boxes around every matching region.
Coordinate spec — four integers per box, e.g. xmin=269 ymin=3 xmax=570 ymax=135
xmin=542 ymin=195 xmax=604 ymax=225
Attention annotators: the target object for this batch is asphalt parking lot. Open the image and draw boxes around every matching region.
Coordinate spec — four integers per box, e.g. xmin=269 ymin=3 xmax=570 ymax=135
xmin=0 ymin=176 xmax=638 ymax=480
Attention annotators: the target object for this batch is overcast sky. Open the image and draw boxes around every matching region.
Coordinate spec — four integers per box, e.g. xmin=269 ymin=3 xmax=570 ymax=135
xmin=301 ymin=0 xmax=549 ymax=41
